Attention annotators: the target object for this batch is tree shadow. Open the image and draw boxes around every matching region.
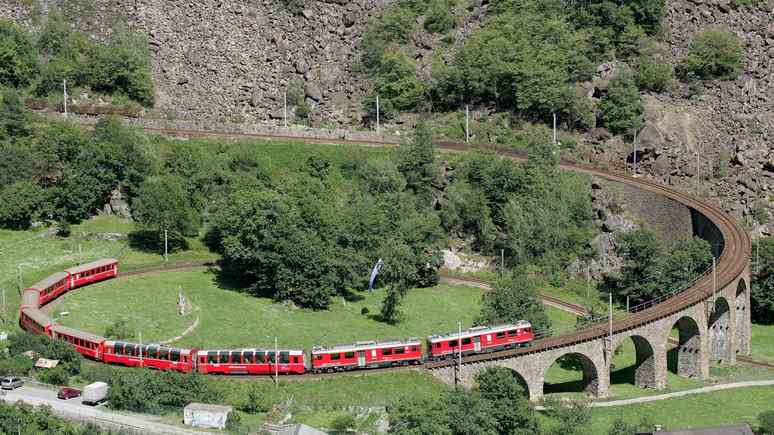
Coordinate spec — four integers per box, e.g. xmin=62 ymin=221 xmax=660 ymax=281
xmin=128 ymin=230 xmax=189 ymax=254
xmin=544 ymin=379 xmax=585 ymax=395
xmin=340 ymin=288 xmax=366 ymax=303
xmin=610 ymin=364 xmax=636 ymax=385
xmin=667 ymin=347 xmax=679 ymax=374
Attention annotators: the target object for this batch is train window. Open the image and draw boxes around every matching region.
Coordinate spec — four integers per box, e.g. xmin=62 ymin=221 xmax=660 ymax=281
xmin=243 ymin=351 xmax=253 ymax=363
xmin=395 ymin=348 xmax=405 ymax=354
xmin=433 ymin=343 xmax=440 ymax=348
xmin=526 ymin=328 xmax=532 ymax=333
xmin=383 ymin=348 xmax=393 ymax=355
xmin=462 ymin=338 xmax=472 ymax=345
xmin=231 ymin=351 xmax=242 ymax=363
xmin=449 ymin=340 xmax=458 ymax=347
xmin=496 ymin=331 xmax=506 ymax=338
xmin=268 ymin=352 xmax=276 ymax=363
xmin=344 ymin=352 xmax=355 ymax=359
xmin=412 ymin=346 xmax=419 ymax=352
xmin=208 ymin=352 xmax=218 ymax=364
xmin=171 ymin=350 xmax=181 ymax=362
xmin=280 ymin=352 xmax=290 ymax=364
xmin=159 ymin=348 xmax=170 ymax=360
xmin=315 ymin=355 xmax=323 ymax=360
xmin=256 ymin=351 xmax=266 ymax=362
xmin=330 ymin=353 xmax=340 ymax=361
xmin=508 ymin=330 xmax=518 ymax=336
xmin=219 ymin=351 xmax=229 ymax=363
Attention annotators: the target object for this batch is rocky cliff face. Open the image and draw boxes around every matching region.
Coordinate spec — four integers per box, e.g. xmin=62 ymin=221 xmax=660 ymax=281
xmin=602 ymin=0 xmax=773 ymax=233
xmin=0 ymin=0 xmax=389 ymax=124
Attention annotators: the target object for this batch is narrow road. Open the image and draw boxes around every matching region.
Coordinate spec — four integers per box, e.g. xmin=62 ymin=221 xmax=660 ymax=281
xmin=1 ymin=383 xmax=207 ymax=434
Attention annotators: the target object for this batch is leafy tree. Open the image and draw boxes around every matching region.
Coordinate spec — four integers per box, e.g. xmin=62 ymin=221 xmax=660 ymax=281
xmin=649 ymin=237 xmax=712 ymax=294
xmin=635 ymin=55 xmax=674 ymax=92
xmin=598 ymin=72 xmax=643 ymax=134
xmin=680 ymin=27 xmax=745 ymax=81
xmin=0 ymin=181 xmax=45 ymax=230
xmin=440 ymin=180 xmax=497 ymax=252
xmin=132 ymin=175 xmax=200 ymax=250
xmin=103 ymin=318 xmax=135 ymax=340
xmin=478 ymin=273 xmax=551 ymax=333
xmin=355 ymin=158 xmax=406 ymax=195
xmin=388 ymin=397 xmax=452 ymax=435
xmin=608 ymin=228 xmax=662 ymax=299
xmin=758 ymin=410 xmax=774 ymax=435
xmin=607 ymin=417 xmax=655 ymax=435
xmin=86 ymin=31 xmax=155 ymax=106
xmin=475 ymin=367 xmax=540 ymax=435
xmin=0 ymin=19 xmax=38 ymax=87
xmin=367 ymin=50 xmax=425 ymax=119
xmin=0 ymin=88 xmax=32 ymax=139
xmin=397 ymin=122 xmax=442 ymax=205
xmin=330 ymin=414 xmax=357 ymax=433
xmin=543 ymin=398 xmax=592 ymax=435
xmin=444 ymin=389 xmax=498 ymax=435
xmin=360 ymin=5 xmax=417 ymax=70
xmin=752 ymin=238 xmax=774 ymax=323
xmin=108 ymin=369 xmax=221 ymax=414
xmin=380 ymin=285 xmax=405 ymax=324
xmin=0 ymin=141 xmax=49 ymax=186
xmin=424 ymin=0 xmax=455 ymax=34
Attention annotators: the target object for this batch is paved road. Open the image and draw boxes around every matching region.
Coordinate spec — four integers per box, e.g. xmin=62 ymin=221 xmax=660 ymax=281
xmin=1 ymin=383 xmax=207 ymax=434
xmin=535 ymin=380 xmax=774 ymax=409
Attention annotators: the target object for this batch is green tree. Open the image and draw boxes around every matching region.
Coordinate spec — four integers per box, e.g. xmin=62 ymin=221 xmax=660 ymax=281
xmin=758 ymin=410 xmax=774 ymax=435
xmin=440 ymin=180 xmax=497 ymax=252
xmin=650 ymin=237 xmax=713 ymax=294
xmin=367 ymin=50 xmax=425 ymax=118
xmin=0 ymin=89 xmax=32 ymax=139
xmin=598 ymin=72 xmax=643 ymax=134
xmin=387 ymin=397 xmax=452 ymax=435
xmin=543 ymin=398 xmax=592 ymax=435
xmin=478 ymin=273 xmax=551 ymax=333
xmin=680 ymin=27 xmax=745 ymax=81
xmin=132 ymin=176 xmax=199 ymax=252
xmin=444 ymin=389 xmax=498 ymax=435
xmin=475 ymin=367 xmax=539 ymax=435
xmin=752 ymin=238 xmax=774 ymax=323
xmin=609 ymin=228 xmax=662 ymax=299
xmin=635 ymin=55 xmax=674 ymax=92
xmin=330 ymin=414 xmax=357 ymax=433
xmin=0 ymin=181 xmax=45 ymax=230
xmin=424 ymin=0 xmax=455 ymax=34
xmin=0 ymin=19 xmax=38 ymax=87
xmin=397 ymin=122 xmax=442 ymax=205
xmin=86 ymin=31 xmax=155 ymax=106
xmin=360 ymin=6 xmax=417 ymax=70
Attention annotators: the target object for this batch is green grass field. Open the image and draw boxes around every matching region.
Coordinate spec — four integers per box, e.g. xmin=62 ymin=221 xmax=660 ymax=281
xmin=751 ymin=323 xmax=774 ymax=362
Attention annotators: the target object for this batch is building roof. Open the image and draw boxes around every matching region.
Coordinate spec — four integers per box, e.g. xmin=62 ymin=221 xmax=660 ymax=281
xmin=639 ymin=424 xmax=754 ymax=435
xmin=185 ymin=403 xmax=233 ymax=413
xmin=65 ymin=258 xmax=118 ymax=275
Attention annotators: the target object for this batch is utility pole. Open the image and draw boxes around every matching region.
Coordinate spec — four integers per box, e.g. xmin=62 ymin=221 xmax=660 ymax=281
xmin=274 ymin=336 xmax=279 ymax=389
xmin=63 ymin=80 xmax=68 ymax=116
xmin=712 ymin=256 xmax=717 ymax=310
xmin=500 ymin=249 xmax=505 ymax=278
xmin=586 ymin=262 xmax=591 ymax=308
xmin=164 ymin=228 xmax=169 ymax=262
xmin=376 ymin=95 xmax=380 ymax=136
xmin=465 ymin=105 xmax=470 ymax=143
xmin=1 ymin=288 xmax=6 ymax=329
xmin=78 ymin=243 xmax=82 ymax=265
xmin=139 ymin=331 xmax=143 ymax=368
xmin=626 ymin=295 xmax=630 ymax=313
xmin=633 ymin=128 xmax=638 ymax=174
xmin=283 ymin=92 xmax=288 ymax=129
xmin=553 ymin=113 xmax=558 ymax=146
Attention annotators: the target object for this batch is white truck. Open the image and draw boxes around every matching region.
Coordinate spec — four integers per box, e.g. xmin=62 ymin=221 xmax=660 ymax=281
xmin=82 ymin=382 xmax=109 ymax=406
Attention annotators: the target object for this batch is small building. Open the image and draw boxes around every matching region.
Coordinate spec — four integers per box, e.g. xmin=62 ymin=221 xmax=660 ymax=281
xmin=638 ymin=424 xmax=754 ymax=435
xmin=183 ymin=403 xmax=233 ymax=429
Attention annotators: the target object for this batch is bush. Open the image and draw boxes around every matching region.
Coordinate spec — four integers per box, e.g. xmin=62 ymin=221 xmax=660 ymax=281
xmin=598 ymin=72 xmax=643 ymax=134
xmin=108 ymin=369 xmax=222 ymax=414
xmin=360 ymin=5 xmax=416 ymax=70
xmin=424 ymin=0 xmax=455 ymax=34
xmin=330 ymin=414 xmax=357 ymax=433
xmin=104 ymin=318 xmax=134 ymax=340
xmin=0 ymin=19 xmax=38 ymax=87
xmin=225 ymin=410 xmax=243 ymax=432
xmin=366 ymin=50 xmax=425 ymax=119
xmin=0 ymin=181 xmax=45 ymax=230
xmin=36 ymin=366 xmax=70 ymax=386
xmin=0 ymin=355 xmax=34 ymax=377
xmin=680 ymin=27 xmax=745 ymax=81
xmin=86 ymin=31 xmax=155 ymax=106
xmin=635 ymin=56 xmax=674 ymax=92
xmin=759 ymin=410 xmax=774 ymax=435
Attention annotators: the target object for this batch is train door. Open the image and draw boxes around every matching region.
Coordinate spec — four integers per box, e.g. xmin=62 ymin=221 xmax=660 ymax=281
xmin=474 ymin=336 xmax=481 ymax=352
xmin=358 ymin=351 xmax=366 ymax=367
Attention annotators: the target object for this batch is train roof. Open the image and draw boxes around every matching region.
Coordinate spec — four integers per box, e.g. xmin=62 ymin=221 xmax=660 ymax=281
xmin=20 ymin=308 xmax=52 ymax=327
xmin=50 ymin=325 xmax=106 ymax=343
xmin=197 ymin=348 xmax=304 ymax=356
xmin=28 ymin=272 xmax=69 ymax=291
xmin=22 ymin=290 xmax=40 ymax=308
xmin=65 ymin=258 xmax=118 ymax=274
xmin=312 ymin=338 xmax=421 ymax=354
xmin=427 ymin=321 xmax=532 ymax=342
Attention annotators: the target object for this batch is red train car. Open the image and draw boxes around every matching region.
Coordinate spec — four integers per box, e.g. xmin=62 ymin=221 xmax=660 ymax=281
xmin=196 ymin=348 xmax=305 ymax=375
xmin=19 ymin=308 xmax=53 ymax=336
xmin=65 ymin=259 xmax=118 ymax=289
xmin=21 ymin=289 xmax=42 ymax=309
xmin=102 ymin=341 xmax=195 ymax=372
xmin=311 ymin=339 xmax=423 ymax=373
xmin=427 ymin=322 xmax=534 ymax=360
xmin=50 ymin=325 xmax=105 ymax=360
xmin=28 ymin=272 xmax=70 ymax=307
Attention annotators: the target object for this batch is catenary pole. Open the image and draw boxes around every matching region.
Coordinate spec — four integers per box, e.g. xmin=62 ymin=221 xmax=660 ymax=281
xmin=500 ymin=249 xmax=505 ymax=278
xmin=458 ymin=321 xmax=462 ymax=383
xmin=633 ymin=128 xmax=638 ymax=174
xmin=553 ymin=113 xmax=557 ymax=146
xmin=283 ymin=92 xmax=287 ymax=129
xmin=164 ymin=228 xmax=168 ymax=262
xmin=17 ymin=265 xmax=22 ymax=297
xmin=713 ymin=256 xmax=717 ymax=310
xmin=139 ymin=331 xmax=143 ymax=368
xmin=63 ymin=80 xmax=68 ymax=116
xmin=376 ymin=95 xmax=380 ymax=136
xmin=465 ymin=105 xmax=470 ymax=143
xmin=2 ymin=288 xmax=6 ymax=328
xmin=274 ymin=336 xmax=279 ymax=389
xmin=608 ymin=293 xmax=613 ymax=353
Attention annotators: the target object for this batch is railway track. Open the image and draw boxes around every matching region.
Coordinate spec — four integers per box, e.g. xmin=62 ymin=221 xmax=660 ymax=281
xmin=124 ymin=124 xmax=750 ymax=371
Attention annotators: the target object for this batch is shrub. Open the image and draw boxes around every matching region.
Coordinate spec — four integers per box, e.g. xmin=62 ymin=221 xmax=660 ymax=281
xmin=598 ymin=72 xmax=643 ymax=134
xmin=366 ymin=50 xmax=425 ymax=119
xmin=0 ymin=355 xmax=34 ymax=377
xmin=0 ymin=181 xmax=45 ymax=230
xmin=360 ymin=5 xmax=416 ymax=70
xmin=0 ymin=18 xmax=38 ymax=87
xmin=680 ymin=27 xmax=744 ymax=81
xmin=330 ymin=414 xmax=357 ymax=433
xmin=424 ymin=0 xmax=455 ymax=34
xmin=635 ymin=56 xmax=674 ymax=92
xmin=759 ymin=410 xmax=774 ymax=435
xmin=104 ymin=318 xmax=134 ymax=340
xmin=36 ymin=366 xmax=70 ymax=386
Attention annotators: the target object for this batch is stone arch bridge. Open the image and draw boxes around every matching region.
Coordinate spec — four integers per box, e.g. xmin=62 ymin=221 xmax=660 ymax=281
xmin=425 ymin=163 xmax=752 ymax=402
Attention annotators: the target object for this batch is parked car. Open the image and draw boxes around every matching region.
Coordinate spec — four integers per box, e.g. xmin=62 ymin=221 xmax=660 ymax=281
xmin=1 ymin=377 xmax=23 ymax=390
xmin=57 ymin=387 xmax=81 ymax=400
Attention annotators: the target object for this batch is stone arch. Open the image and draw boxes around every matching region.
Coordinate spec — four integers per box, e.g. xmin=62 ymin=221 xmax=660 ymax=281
xmin=735 ymin=279 xmax=750 ymax=355
xmin=668 ymin=316 xmax=702 ymax=379
xmin=611 ymin=335 xmax=657 ymax=389
xmin=709 ymin=297 xmax=731 ymax=364
xmin=543 ymin=352 xmax=601 ymax=397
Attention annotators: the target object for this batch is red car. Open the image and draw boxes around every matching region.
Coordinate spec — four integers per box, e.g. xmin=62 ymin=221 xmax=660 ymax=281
xmin=311 ymin=339 xmax=423 ymax=373
xmin=58 ymin=387 xmax=81 ymax=400
xmin=427 ymin=321 xmax=534 ymax=360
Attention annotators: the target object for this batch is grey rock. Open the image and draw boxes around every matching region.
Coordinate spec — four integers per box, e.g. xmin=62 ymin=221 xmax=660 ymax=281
xmin=305 ymin=82 xmax=322 ymax=101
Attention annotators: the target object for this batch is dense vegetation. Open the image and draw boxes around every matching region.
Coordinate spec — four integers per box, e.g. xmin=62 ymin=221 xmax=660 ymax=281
xmin=752 ymin=238 xmax=774 ymax=324
xmin=0 ymin=401 xmax=112 ymax=435
xmin=680 ymin=27 xmax=745 ymax=81
xmin=0 ymin=13 xmax=154 ymax=107
xmin=604 ymin=228 xmax=713 ymax=304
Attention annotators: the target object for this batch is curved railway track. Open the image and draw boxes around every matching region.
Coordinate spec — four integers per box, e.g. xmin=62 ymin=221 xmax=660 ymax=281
xmin=126 ymin=125 xmax=750 ymax=371
xmin=29 ymin=121 xmax=750 ymax=379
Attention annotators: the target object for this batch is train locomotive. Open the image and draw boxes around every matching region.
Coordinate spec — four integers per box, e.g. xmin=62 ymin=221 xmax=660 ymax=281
xmin=18 ymin=259 xmax=535 ymax=376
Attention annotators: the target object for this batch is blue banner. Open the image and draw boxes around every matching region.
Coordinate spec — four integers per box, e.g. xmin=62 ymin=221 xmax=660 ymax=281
xmin=368 ymin=258 xmax=384 ymax=292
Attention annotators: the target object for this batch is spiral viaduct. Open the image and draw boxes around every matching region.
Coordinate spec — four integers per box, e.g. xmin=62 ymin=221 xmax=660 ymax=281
xmin=49 ymin=124 xmax=754 ymax=401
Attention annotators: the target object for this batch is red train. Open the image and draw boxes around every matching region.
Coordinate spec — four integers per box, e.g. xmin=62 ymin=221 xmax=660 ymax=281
xmin=18 ymin=258 xmax=536 ymax=377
